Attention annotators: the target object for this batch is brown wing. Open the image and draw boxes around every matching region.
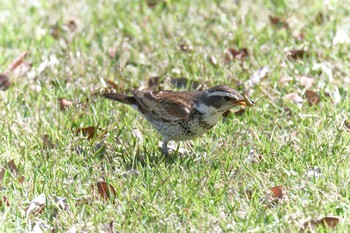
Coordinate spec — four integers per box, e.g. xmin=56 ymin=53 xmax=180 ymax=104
xmin=132 ymin=90 xmax=193 ymax=120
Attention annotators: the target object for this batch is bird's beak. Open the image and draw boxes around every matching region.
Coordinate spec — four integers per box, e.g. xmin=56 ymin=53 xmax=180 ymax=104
xmin=236 ymin=100 xmax=246 ymax=106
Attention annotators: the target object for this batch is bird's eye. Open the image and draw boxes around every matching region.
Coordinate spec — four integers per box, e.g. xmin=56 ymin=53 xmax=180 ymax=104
xmin=224 ymin=96 xmax=231 ymax=101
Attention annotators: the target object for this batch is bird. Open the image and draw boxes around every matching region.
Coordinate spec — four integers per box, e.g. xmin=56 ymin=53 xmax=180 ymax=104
xmin=102 ymin=85 xmax=252 ymax=155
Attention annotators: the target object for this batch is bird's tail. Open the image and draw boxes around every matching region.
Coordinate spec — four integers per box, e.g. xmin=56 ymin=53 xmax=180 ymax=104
xmin=102 ymin=93 xmax=137 ymax=105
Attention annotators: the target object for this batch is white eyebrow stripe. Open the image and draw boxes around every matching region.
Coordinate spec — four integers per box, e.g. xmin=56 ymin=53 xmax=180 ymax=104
xmin=207 ymin=91 xmax=237 ymax=98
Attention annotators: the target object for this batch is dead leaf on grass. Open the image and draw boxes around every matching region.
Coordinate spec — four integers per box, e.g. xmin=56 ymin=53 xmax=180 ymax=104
xmin=96 ymin=182 xmax=117 ymax=201
xmin=297 ymin=76 xmax=315 ymax=89
xmin=269 ymin=15 xmax=289 ymax=29
xmin=0 ymin=168 xmax=5 ymax=182
xmin=65 ymin=18 xmax=78 ymax=32
xmin=305 ymin=90 xmax=320 ymax=106
xmin=58 ymin=98 xmax=73 ymax=110
xmin=208 ymin=55 xmax=218 ymax=66
xmin=100 ymin=221 xmax=115 ymax=233
xmin=5 ymin=51 xmax=28 ymax=74
xmin=245 ymin=66 xmax=269 ymax=89
xmin=286 ymin=49 xmax=307 ymax=59
xmin=225 ymin=48 xmax=248 ymax=63
xmin=0 ymin=73 xmax=11 ymax=90
xmin=42 ymin=134 xmax=55 ymax=149
xmin=26 ymin=193 xmax=46 ymax=216
xmin=270 ymin=186 xmax=287 ymax=199
xmin=284 ymin=93 xmax=303 ymax=108
xmin=7 ymin=160 xmax=18 ymax=176
xmin=303 ymin=216 xmax=340 ymax=231
xmin=0 ymin=196 xmax=10 ymax=207
xmin=344 ymin=121 xmax=350 ymax=131
xmin=76 ymin=126 xmax=96 ymax=140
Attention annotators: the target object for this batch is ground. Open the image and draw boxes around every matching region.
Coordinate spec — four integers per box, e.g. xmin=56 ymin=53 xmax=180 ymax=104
xmin=1 ymin=0 xmax=350 ymax=232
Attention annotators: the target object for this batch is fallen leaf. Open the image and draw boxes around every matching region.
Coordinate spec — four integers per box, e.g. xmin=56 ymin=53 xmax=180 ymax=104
xmin=58 ymin=98 xmax=73 ymax=110
xmin=0 ymin=168 xmax=5 ymax=181
xmin=50 ymin=24 xmax=61 ymax=39
xmin=284 ymin=93 xmax=303 ymax=108
xmin=26 ymin=193 xmax=46 ymax=216
xmin=42 ymin=134 xmax=55 ymax=149
xmin=106 ymin=80 xmax=123 ymax=92
xmin=5 ymin=51 xmax=28 ymax=73
xmin=100 ymin=221 xmax=115 ymax=233
xmin=296 ymin=76 xmax=315 ymax=89
xmin=303 ymin=216 xmax=340 ymax=231
xmin=319 ymin=216 xmax=340 ymax=228
xmin=0 ymin=196 xmax=10 ymax=207
xmin=208 ymin=55 xmax=218 ymax=66
xmin=278 ymin=76 xmax=294 ymax=84
xmin=286 ymin=49 xmax=307 ymax=59
xmin=344 ymin=121 xmax=350 ymax=130
xmin=76 ymin=126 xmax=96 ymax=140
xmin=18 ymin=175 xmax=25 ymax=184
xmin=225 ymin=48 xmax=248 ymax=63
xmin=0 ymin=73 xmax=11 ymax=90
xmin=246 ymin=66 xmax=269 ymax=88
xmin=65 ymin=18 xmax=78 ymax=32
xmin=305 ymin=90 xmax=320 ymax=106
xmin=269 ymin=15 xmax=289 ymax=28
xmin=7 ymin=160 xmax=18 ymax=176
xmin=96 ymin=182 xmax=117 ymax=201
xmin=270 ymin=186 xmax=286 ymax=199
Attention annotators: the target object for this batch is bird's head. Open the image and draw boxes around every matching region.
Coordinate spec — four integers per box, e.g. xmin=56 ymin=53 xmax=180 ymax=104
xmin=200 ymin=85 xmax=248 ymax=112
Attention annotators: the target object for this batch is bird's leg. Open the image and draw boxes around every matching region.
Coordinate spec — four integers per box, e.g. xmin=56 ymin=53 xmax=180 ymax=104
xmin=162 ymin=141 xmax=169 ymax=156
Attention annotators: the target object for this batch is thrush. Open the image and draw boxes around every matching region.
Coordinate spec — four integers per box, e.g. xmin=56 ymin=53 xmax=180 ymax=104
xmin=102 ymin=85 xmax=253 ymax=155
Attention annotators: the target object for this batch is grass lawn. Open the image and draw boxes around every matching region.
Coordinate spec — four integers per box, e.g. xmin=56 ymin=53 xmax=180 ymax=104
xmin=1 ymin=0 xmax=350 ymax=232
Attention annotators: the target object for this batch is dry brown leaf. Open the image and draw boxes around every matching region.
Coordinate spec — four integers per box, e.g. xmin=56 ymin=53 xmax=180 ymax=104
xmin=344 ymin=121 xmax=350 ymax=130
xmin=270 ymin=186 xmax=286 ymax=199
xmin=305 ymin=90 xmax=320 ymax=106
xmin=0 ymin=168 xmax=5 ymax=181
xmin=286 ymin=49 xmax=307 ymax=59
xmin=65 ymin=18 xmax=78 ymax=32
xmin=76 ymin=126 xmax=96 ymax=140
xmin=0 ymin=196 xmax=10 ymax=207
xmin=7 ymin=160 xmax=18 ymax=176
xmin=42 ymin=134 xmax=55 ymax=149
xmin=269 ymin=15 xmax=289 ymax=28
xmin=50 ymin=24 xmax=60 ymax=39
xmin=96 ymin=182 xmax=117 ymax=201
xmin=18 ymin=176 xmax=25 ymax=184
xmin=58 ymin=98 xmax=73 ymax=110
xmin=303 ymin=216 xmax=340 ymax=231
xmin=0 ymin=73 xmax=11 ymax=91
xmin=225 ymin=48 xmax=248 ymax=63
xmin=106 ymin=80 xmax=124 ymax=92
xmin=5 ymin=52 xmax=28 ymax=74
